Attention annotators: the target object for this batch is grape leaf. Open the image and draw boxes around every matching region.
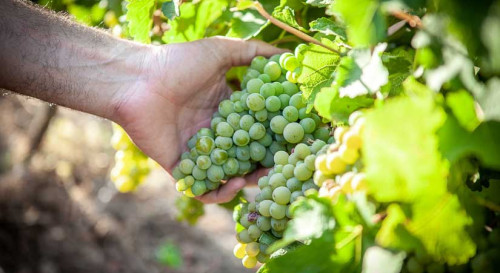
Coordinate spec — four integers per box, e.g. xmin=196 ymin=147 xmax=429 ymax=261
xmin=314 ymin=87 xmax=374 ymax=123
xmin=272 ymin=6 xmax=303 ymax=30
xmin=445 ymin=90 xmax=480 ymax=131
xmin=226 ymin=10 xmax=268 ymax=39
xmin=126 ymin=0 xmax=155 ymax=43
xmin=161 ymin=0 xmax=180 ymax=21
xmin=476 ymin=78 xmax=500 ymax=122
xmin=336 ymin=43 xmax=389 ymax=98
xmin=309 ymin=17 xmax=347 ymax=40
xmin=297 ymin=39 xmax=341 ymax=100
xmin=381 ymin=47 xmax=414 ymax=96
xmin=331 ymin=0 xmax=386 ymax=46
xmin=162 ymin=0 xmax=229 ymax=43
xmin=305 ymin=0 xmax=332 ymax=7
xmin=361 ymin=246 xmax=406 ymax=273
xmin=363 ymin=94 xmax=448 ymax=202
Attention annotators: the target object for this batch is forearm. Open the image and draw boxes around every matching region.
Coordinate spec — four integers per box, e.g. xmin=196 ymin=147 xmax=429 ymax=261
xmin=0 ymin=0 xmax=152 ymax=120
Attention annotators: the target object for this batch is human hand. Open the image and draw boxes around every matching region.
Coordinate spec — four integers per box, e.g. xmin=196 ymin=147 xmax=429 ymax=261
xmin=112 ymin=37 xmax=282 ymax=203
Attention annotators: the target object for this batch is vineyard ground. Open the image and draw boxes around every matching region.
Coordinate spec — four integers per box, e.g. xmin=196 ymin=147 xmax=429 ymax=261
xmin=0 ymin=95 xmax=255 ymax=273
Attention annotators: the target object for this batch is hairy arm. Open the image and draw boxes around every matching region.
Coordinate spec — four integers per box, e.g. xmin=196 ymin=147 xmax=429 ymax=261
xmin=0 ymin=0 xmax=150 ymax=120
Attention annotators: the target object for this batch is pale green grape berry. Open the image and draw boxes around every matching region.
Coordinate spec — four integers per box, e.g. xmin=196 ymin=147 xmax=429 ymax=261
xmin=179 ymin=158 xmax=195 ymax=174
xmin=247 ymin=78 xmax=264 ymax=94
xmin=249 ymin=141 xmax=266 ymax=161
xmin=264 ymin=61 xmax=281 ymax=81
xmin=259 ymin=83 xmax=275 ymax=98
xmin=258 ymin=200 xmax=273 ymax=217
xmin=271 ymin=218 xmax=288 ymax=231
xmin=290 ymin=190 xmax=304 ymax=202
xmin=258 ymin=74 xmax=271 ymax=83
xmin=257 ymin=133 xmax=273 ymax=147
xmin=283 ymin=106 xmax=299 ymax=122
xmin=223 ymin=158 xmax=239 ymax=176
xmin=239 ymin=115 xmax=255 ymax=131
xmin=254 ymin=109 xmax=268 ymax=122
xmin=195 ymin=136 xmax=215 ymax=155
xmin=283 ymin=122 xmax=304 ymax=143
xmin=300 ymin=118 xmax=316 ymax=134
xmin=313 ymin=127 xmax=331 ymax=142
xmin=282 ymin=164 xmax=295 ymax=179
xmin=294 ymin=143 xmax=311 ymax=159
xmin=246 ymin=93 xmax=266 ymax=112
xmin=218 ymin=99 xmax=234 ymax=117
xmin=294 ymin=163 xmax=313 ymax=181
xmin=265 ymin=96 xmax=281 ymax=112
xmin=191 ymin=180 xmax=207 ymax=196
xmin=272 ymin=186 xmax=291 ymax=205
xmin=210 ymin=148 xmax=228 ymax=165
xmin=205 ymin=180 xmax=220 ymax=190
xmin=227 ymin=113 xmax=241 ymax=130
xmin=233 ymin=129 xmax=250 ymax=146
xmin=251 ymin=56 xmax=267 ymax=73
xmin=216 ymin=122 xmax=234 ymax=137
xmin=236 ymin=146 xmax=250 ymax=161
xmin=282 ymin=81 xmax=298 ymax=96
xmin=196 ymin=155 xmax=212 ymax=170
xmin=270 ymin=115 xmax=289 ymax=134
xmin=192 ymin=166 xmax=207 ymax=180
xmin=286 ymin=177 xmax=302 ymax=192
xmin=215 ymin=136 xmax=233 ymax=150
xmin=257 ymin=216 xmax=271 ymax=231
xmin=258 ymin=176 xmax=269 ymax=188
xmin=260 ymin=186 xmax=272 ymax=200
xmin=207 ymin=165 xmax=224 ymax=182
xmin=269 ymin=202 xmax=287 ymax=219
xmin=248 ymin=224 xmax=262 ymax=240
xmin=279 ymin=52 xmax=294 ymax=68
xmin=289 ymin=93 xmax=306 ymax=109
xmin=273 ymin=151 xmax=289 ymax=165
xmin=272 ymin=82 xmax=284 ymax=95
xmin=269 ymin=173 xmax=286 ymax=189
xmin=284 ymin=56 xmax=299 ymax=71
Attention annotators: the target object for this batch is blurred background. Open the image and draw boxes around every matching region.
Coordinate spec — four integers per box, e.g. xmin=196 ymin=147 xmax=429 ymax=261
xmin=0 ymin=0 xmax=255 ymax=272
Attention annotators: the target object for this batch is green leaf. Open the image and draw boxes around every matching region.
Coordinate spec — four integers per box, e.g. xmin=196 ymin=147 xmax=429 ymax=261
xmin=314 ymin=87 xmax=374 ymax=123
xmin=331 ymin=0 xmax=386 ymax=46
xmin=309 ymin=17 xmax=347 ymax=40
xmin=226 ymin=10 xmax=268 ymax=39
xmin=272 ymin=6 xmax=302 ymax=30
xmin=305 ymin=0 xmax=332 ymax=7
xmin=336 ymin=43 xmax=389 ymax=98
xmin=126 ymin=0 xmax=155 ymax=43
xmin=481 ymin=2 xmax=500 ymax=74
xmin=445 ymin=90 xmax=480 ymax=131
xmin=298 ymin=39 xmax=341 ymax=100
xmin=361 ymin=246 xmax=406 ymax=273
xmin=438 ymin=117 xmax=500 ymax=169
xmin=236 ymin=0 xmax=256 ymax=10
xmin=162 ymin=0 xmax=229 ymax=43
xmin=161 ymin=0 xmax=180 ymax=20
xmin=363 ymin=94 xmax=448 ymax=202
xmin=155 ymin=242 xmax=183 ymax=268
xmin=381 ymin=47 xmax=414 ymax=96
xmin=477 ymin=78 xmax=500 ymax=122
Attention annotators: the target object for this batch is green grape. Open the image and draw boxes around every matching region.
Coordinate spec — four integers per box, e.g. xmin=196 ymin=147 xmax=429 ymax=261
xmin=294 ymin=163 xmax=313 ymax=181
xmin=265 ymin=96 xmax=281 ymax=112
xmin=272 ymin=186 xmax=291 ymax=205
xmin=236 ymin=146 xmax=250 ymax=161
xmin=249 ymin=123 xmax=266 ymax=140
xmin=260 ymin=150 xmax=275 ymax=168
xmin=284 ymin=56 xmax=299 ymax=71
xmin=270 ymin=115 xmax=289 ymax=134
xmin=258 ymin=200 xmax=273 ymax=217
xmin=260 ymin=83 xmax=275 ymax=98
xmin=257 ymin=216 xmax=271 ymax=231
xmin=258 ymin=74 xmax=271 ymax=83
xmin=269 ymin=54 xmax=281 ymax=63
xmin=264 ymin=61 xmax=281 ymax=81
xmin=233 ymin=101 xmax=245 ymax=112
xmin=274 ymin=151 xmax=289 ymax=165
xmin=233 ymin=129 xmax=250 ymax=146
xmin=223 ymin=158 xmax=239 ymax=176
xmin=250 ymin=141 xmax=266 ymax=161
xmin=271 ymin=218 xmax=288 ymax=231
xmin=286 ymin=177 xmax=302 ymax=192
xmin=191 ymin=180 xmax=207 ymax=196
xmin=310 ymin=113 xmax=321 ymax=127
xmin=269 ymin=202 xmax=287 ymax=219
xmin=288 ymin=153 xmax=299 ymax=165
xmin=175 ymin=178 xmax=189 ymax=191
xmin=218 ymin=100 xmax=234 ymax=118
xmin=192 ymin=165 xmax=207 ymax=180
xmin=272 ymin=82 xmax=284 ymax=95
xmin=242 ymin=255 xmax=257 ymax=268
xmin=300 ymin=118 xmax=316 ymax=134
xmin=310 ymin=139 xmax=327 ymax=154
xmin=240 ymin=93 xmax=250 ymax=110
xmin=294 ymin=143 xmax=311 ymax=159
xmin=269 ymin=173 xmax=286 ymax=189
xmin=205 ymin=180 xmax=220 ymax=190
xmin=195 ymin=136 xmax=215 ymax=155
xmin=283 ymin=106 xmax=299 ymax=122
xmin=313 ymin=127 xmax=331 ymax=142
xmin=187 ymin=135 xmax=198 ymax=149
xmin=258 ymin=176 xmax=269 ymax=188
xmin=246 ymin=68 xmax=261 ymax=79
xmin=274 ymin=164 xmax=283 ymax=173
xmin=172 ymin=167 xmax=185 ymax=180
xmin=290 ymin=190 xmax=304 ymax=202
xmin=237 ymin=229 xmax=253 ymax=244
xmin=285 ymin=70 xmax=298 ymax=83
xmin=304 ymin=154 xmax=316 ymax=171
xmin=227 ymin=146 xmax=236 ymax=157
xmin=181 ymin=152 xmax=190 ymax=160
xmin=248 ymin=224 xmax=262 ymax=240
xmin=282 ymin=81 xmax=298 ymax=96
xmin=231 ymin=91 xmax=243 ymax=102
xmin=254 ymin=109 xmax=268 ymax=122
xmin=179 ymin=158 xmax=195 ymax=174
xmin=283 ymin=122 xmax=305 ymax=143
xmin=238 ymin=160 xmax=252 ymax=174
xmin=295 ymin=44 xmax=307 ymax=58
xmin=251 ymin=56 xmax=267 ymax=73
xmin=196 ymin=155 xmax=212 ymax=170
xmin=282 ymin=164 xmax=295 ymax=179
xmin=302 ymin=180 xmax=318 ymax=192
xmin=239 ymin=115 xmax=255 ymax=131
xmin=278 ymin=94 xmax=291 ymax=109
xmin=207 ymin=165 xmax=224 ymax=182
xmin=289 ymin=93 xmax=306 ymax=109
xmin=216 ymin=122 xmax=234 ymax=137
xmin=246 ymin=93 xmax=266 ymax=112
xmin=247 ymin=78 xmax=264 ymax=94
xmin=227 ymin=113 xmax=241 ymax=130
xmin=260 ymin=186 xmax=272 ymax=200
xmin=298 ymin=108 xmax=310 ymax=120
xmin=279 ymin=52 xmax=294 ymax=67
xmin=210 ymin=148 xmax=228 ymax=165
xmin=269 ymin=141 xmax=286 ymax=154
xmin=258 ymin=133 xmax=273 ymax=147
xmin=215 ymin=136 xmax=233 ymax=150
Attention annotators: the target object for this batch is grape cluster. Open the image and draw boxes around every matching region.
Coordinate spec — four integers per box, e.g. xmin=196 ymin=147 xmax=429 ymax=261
xmin=110 ymin=124 xmax=152 ymax=192
xmin=232 ymin=140 xmax=327 ymax=268
xmin=172 ymin=54 xmax=331 ymax=197
xmin=279 ymin=44 xmax=307 ymax=83
xmin=314 ymin=111 xmax=367 ymax=198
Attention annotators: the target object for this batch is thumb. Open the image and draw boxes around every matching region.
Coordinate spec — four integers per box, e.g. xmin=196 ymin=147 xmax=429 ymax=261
xmin=209 ymin=36 xmax=287 ymax=67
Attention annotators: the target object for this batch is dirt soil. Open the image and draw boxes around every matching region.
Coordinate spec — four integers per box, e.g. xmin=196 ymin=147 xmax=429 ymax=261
xmin=0 ymin=95 xmax=255 ymax=273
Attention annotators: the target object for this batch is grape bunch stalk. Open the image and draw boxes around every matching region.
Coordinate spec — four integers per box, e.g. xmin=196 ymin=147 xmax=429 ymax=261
xmin=110 ymin=124 xmax=152 ymax=192
xmin=233 ymin=140 xmax=327 ymax=268
xmin=172 ymin=52 xmax=333 ymax=197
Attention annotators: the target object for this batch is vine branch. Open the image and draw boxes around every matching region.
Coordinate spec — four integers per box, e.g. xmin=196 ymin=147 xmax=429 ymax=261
xmin=390 ymin=10 xmax=422 ymax=28
xmin=251 ymin=2 xmax=340 ymax=54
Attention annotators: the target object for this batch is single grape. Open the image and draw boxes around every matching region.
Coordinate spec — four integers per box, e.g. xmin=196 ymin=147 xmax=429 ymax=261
xmin=289 ymin=93 xmax=306 ymax=109
xmin=205 ymin=180 xmax=220 ymax=190
xmin=237 ymin=229 xmax=253 ymax=244
xmin=246 ymin=93 xmax=266 ymax=112
xmin=260 ymin=83 xmax=275 ymax=98
xmin=294 ymin=163 xmax=313 ymax=181
xmin=272 ymin=82 xmax=284 ymax=95
xmin=192 ymin=165 xmax=207 ymax=180
xmin=279 ymin=52 xmax=294 ymax=67
xmin=326 ymin=152 xmax=346 ymax=174
xmin=233 ymin=243 xmax=246 ymax=259
xmin=227 ymin=113 xmax=241 ymax=130
xmin=247 ymin=123 xmax=265 ymax=141
xmin=260 ymin=150 xmax=275 ymax=168
xmin=195 ymin=136 xmax=215 ymax=155
xmin=254 ymin=109 xmax=267 ymax=122
xmin=215 ymin=136 xmax=233 ymax=150
xmin=260 ymin=186 xmax=272 ymax=200
xmin=248 ymin=225 xmax=262 ymax=240
xmin=288 ymin=152 xmax=300 ymax=165
xmin=282 ymin=106 xmax=299 ymax=122
xmin=242 ymin=255 xmax=257 ymax=268
xmin=282 ymin=81 xmax=298 ymax=96
xmin=273 ymin=151 xmax=289 ymax=165
xmin=251 ymin=56 xmax=267 ymax=73
xmin=264 ymin=61 xmax=281 ymax=81
xmin=271 ymin=218 xmax=288 ymax=231
xmin=230 ymin=91 xmax=243 ymax=102
xmin=175 ymin=178 xmax=190 ymax=191
xmin=191 ymin=180 xmax=207 ymax=196
xmin=257 ymin=133 xmax=273 ymax=147
xmin=240 ymin=93 xmax=250 ymax=110
xmin=207 ymin=165 xmax=224 ymax=182
xmin=223 ymin=158 xmax=239 ymax=176
xmin=216 ymin=122 xmax=234 ymax=137
xmin=284 ymin=56 xmax=299 ymax=71
xmin=269 ymin=173 xmax=287 ymax=189
xmin=246 ymin=68 xmax=261 ymax=79
xmin=282 ymin=164 xmax=295 ymax=179
xmin=265 ymin=96 xmax=281 ymax=112
xmin=240 ymin=213 xmax=251 ymax=228
xmin=181 ymin=151 xmax=190 ymax=161
xmin=273 ymin=186 xmax=291 ymax=205
xmin=258 ymin=176 xmax=269 ymax=188
xmin=304 ymin=154 xmax=316 ymax=171
xmin=258 ymin=200 xmax=273 ymax=217
xmin=227 ymin=146 xmax=236 ymax=158
xmin=257 ymin=216 xmax=271 ymax=231
xmin=270 ymin=115 xmax=289 ymax=134
xmin=179 ymin=158 xmax=195 ymax=174
xmin=249 ymin=141 xmax=266 ymax=161
xmin=286 ymin=70 xmax=298 ymax=83
xmin=218 ymin=99 xmax=234 ymax=117
xmin=278 ymin=94 xmax=291 ymax=110
xmin=300 ymin=118 xmax=316 ymax=134
xmin=210 ymin=148 xmax=228 ymax=165
xmin=343 ymin=131 xmax=362 ymax=150
xmin=294 ymin=143 xmax=311 ymax=159
xmin=238 ymin=160 xmax=252 ymax=174
xmin=239 ymin=115 xmax=255 ymax=131
xmin=187 ymin=135 xmax=198 ymax=149
xmin=313 ymin=127 xmax=331 ymax=142
xmin=247 ymin=78 xmax=264 ymax=94
xmin=283 ymin=122 xmax=305 ymax=143
xmin=258 ymin=74 xmax=271 ymax=83
xmin=233 ymin=129 xmax=250 ymax=146
xmin=269 ymin=202 xmax=287 ymax=219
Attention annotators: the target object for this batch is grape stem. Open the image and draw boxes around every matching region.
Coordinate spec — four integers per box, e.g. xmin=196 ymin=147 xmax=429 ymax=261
xmin=251 ymin=2 xmax=341 ymax=54
xmin=389 ymin=10 xmax=422 ymax=28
